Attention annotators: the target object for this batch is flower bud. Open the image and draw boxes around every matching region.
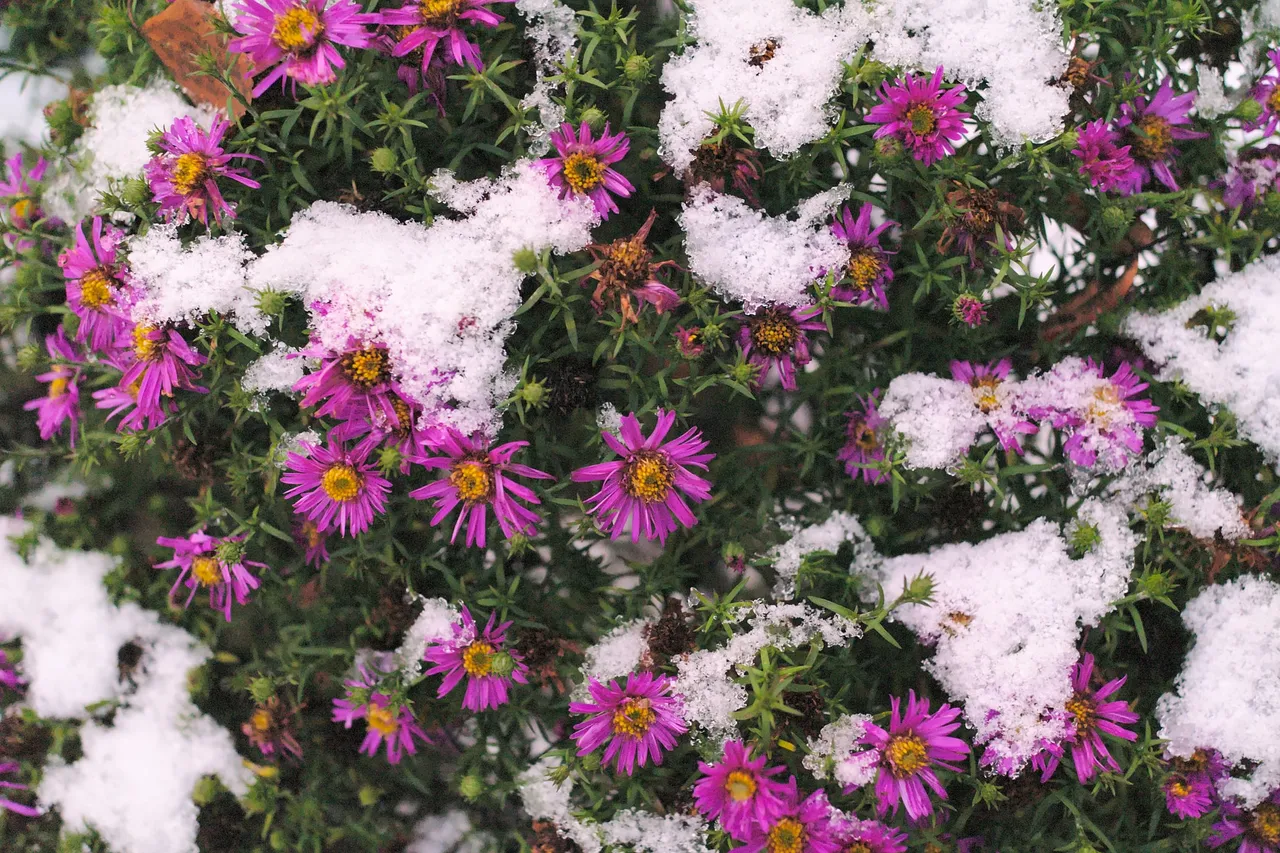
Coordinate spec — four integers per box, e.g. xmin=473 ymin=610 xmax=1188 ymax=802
xmin=122 ymin=177 xmax=151 ymax=208
xmin=1235 ymin=97 xmax=1264 ymax=124
xmin=513 ymin=246 xmax=539 ymax=274
xmin=1059 ymin=128 xmax=1079 ymax=151
xmin=458 ymin=774 xmax=485 ymax=801
xmin=1101 ymin=205 xmax=1131 ymax=233
xmin=519 ymin=377 xmax=548 ymax=407
xmin=624 ymin=54 xmax=652 ymax=82
xmin=370 ymin=147 xmax=398 ymax=174
xmin=489 ymin=651 xmax=518 ymax=678
xmin=873 ymin=136 xmax=904 ymax=163
xmin=579 ymin=107 xmax=607 ymax=133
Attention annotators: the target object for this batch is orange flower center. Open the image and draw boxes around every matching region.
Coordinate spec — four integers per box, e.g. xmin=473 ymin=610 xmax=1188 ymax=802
xmin=1250 ymin=803 xmax=1280 ymax=844
xmin=906 ymin=104 xmax=937 ymax=136
xmin=340 ymin=346 xmax=390 ymax=389
xmin=449 ymin=459 xmax=493 ymax=503
xmin=1167 ymin=777 xmax=1192 ymax=797
xmin=191 ymin=555 xmax=222 ymax=587
xmin=845 ymin=844 xmax=873 ymax=853
xmin=79 ymin=267 xmax=117 ymax=309
xmin=971 ymin=375 xmax=1001 ymax=413
xmin=1269 ymin=88 xmax=1280 ymax=114
xmin=623 ymin=451 xmax=675 ymax=503
xmin=366 ymin=704 xmax=400 ymax=737
xmin=846 ymin=249 xmax=883 ymax=293
xmin=172 ymin=153 xmax=210 ymax=197
xmin=48 ymin=376 xmax=70 ymax=399
xmin=250 ymin=708 xmax=274 ymax=733
xmin=271 ymin=6 xmax=322 ymax=54
xmin=321 ymin=464 xmax=362 ymax=502
xmin=462 ymin=641 xmax=496 ymax=677
xmin=1065 ymin=693 xmax=1098 ymax=737
xmin=766 ymin=817 xmax=807 ymax=853
xmin=11 ymin=198 xmax=34 ymax=222
xmin=133 ymin=324 xmax=162 ymax=362
xmin=610 ymin=697 xmax=655 ymax=738
xmin=749 ymin=311 xmax=799 ymax=357
xmin=1131 ymin=115 xmax=1172 ymax=161
xmin=563 ymin=152 xmax=605 ymax=194
xmin=885 ymin=733 xmax=929 ymax=778
xmin=724 ymin=770 xmax=757 ymax=801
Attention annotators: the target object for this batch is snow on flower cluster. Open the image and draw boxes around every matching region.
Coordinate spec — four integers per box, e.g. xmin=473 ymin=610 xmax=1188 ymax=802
xmin=1125 ymin=253 xmax=1280 ymax=467
xmin=125 ymin=225 xmax=263 ymax=332
xmin=765 ymin=510 xmax=875 ymax=600
xmin=394 ymin=595 xmax=461 ymax=677
xmin=572 ymin=618 xmax=652 ymax=700
xmin=0 ymin=517 xmax=249 ymax=853
xmin=856 ymin=498 xmax=1136 ymax=773
xmin=1156 ymin=575 xmax=1280 ymax=808
xmin=1111 ymin=437 xmax=1250 ymax=541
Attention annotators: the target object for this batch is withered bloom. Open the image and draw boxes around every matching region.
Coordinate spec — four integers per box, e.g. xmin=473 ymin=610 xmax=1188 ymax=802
xmin=683 ymin=136 xmax=764 ymax=207
xmin=748 ymin=38 xmax=779 ymax=68
xmin=938 ymin=184 xmax=1025 ymax=266
xmin=581 ymin=209 xmax=681 ymax=325
xmin=243 ymin=695 xmax=304 ymax=760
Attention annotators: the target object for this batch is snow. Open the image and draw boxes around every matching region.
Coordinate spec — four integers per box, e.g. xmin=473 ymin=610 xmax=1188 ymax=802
xmin=241 ymin=347 xmax=306 ymax=395
xmin=765 ymin=511 xmax=874 ymax=600
xmin=1156 ymin=575 xmax=1280 ymax=808
xmin=515 ymin=0 xmax=577 ymax=155
xmin=405 ymin=810 xmax=493 ymax=853
xmin=879 ymin=373 xmax=989 ymax=470
xmin=395 ymin=596 xmax=460 ymax=677
xmin=573 ymin=618 xmax=651 ymax=700
xmin=1111 ymin=437 xmax=1249 ymax=541
xmin=1195 ymin=64 xmax=1232 ymax=118
xmin=125 ymin=225 xmax=264 ymax=333
xmin=802 ymin=714 xmax=875 ymax=789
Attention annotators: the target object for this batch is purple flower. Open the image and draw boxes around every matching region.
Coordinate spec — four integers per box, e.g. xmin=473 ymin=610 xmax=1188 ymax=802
xmin=408 ymin=428 xmax=554 ymax=549
xmin=952 ymin=294 xmax=988 ymax=328
xmin=676 ymin=325 xmax=705 ymax=358
xmin=732 ymin=780 xmax=841 ymax=853
xmin=292 ymin=517 xmax=331 ymax=567
xmin=950 ymin=359 xmax=1036 ymax=454
xmin=1210 ymin=789 xmax=1280 ymax=853
xmin=1247 ymin=49 xmax=1280 ymax=138
xmin=0 ymin=649 xmax=24 ymax=695
xmin=1038 ymin=359 xmax=1158 ymax=469
xmin=281 ymin=433 xmax=392 ymax=537
xmin=857 ymin=690 xmax=969 ymax=822
xmin=738 ymin=305 xmax=825 ymax=391
xmin=693 ymin=740 xmax=790 ymax=840
xmin=569 ymin=672 xmax=687 ymax=775
xmin=571 ymin=409 xmax=714 ymax=544
xmin=1163 ymin=771 xmax=1215 ymax=819
xmin=0 ymin=762 xmax=39 ymax=818
xmin=243 ymin=696 xmax=303 ymax=760
xmin=116 ymin=323 xmax=209 ymax=423
xmin=379 ymin=0 xmax=514 ymax=72
xmin=424 ymin=605 xmax=528 ymax=711
xmin=1223 ymin=147 xmax=1280 ymax=211
xmin=1072 ymin=120 xmax=1138 ymax=193
xmin=1031 ymin=653 xmax=1138 ymax=783
xmin=837 ymin=393 xmax=889 ymax=485
xmin=293 ymin=337 xmax=400 ymax=426
xmin=154 ymin=531 xmax=265 ymax=622
xmin=59 ymin=217 xmax=132 ymax=354
xmin=866 ymin=67 xmax=969 ymax=166
xmin=1114 ymin=76 xmax=1207 ymax=193
xmin=829 ymin=816 xmax=909 ymax=853
xmin=0 ymin=152 xmax=54 ymax=233
xmin=229 ymin=0 xmax=377 ymax=98
xmin=144 ymin=115 xmax=260 ymax=226
xmin=332 ymin=663 xmax=432 ymax=765
xmin=92 ymin=367 xmax=174 ymax=433
xmin=23 ymin=327 xmax=82 ymax=448
xmin=537 ymin=122 xmax=634 ymax=219
xmin=830 ymin=203 xmax=894 ymax=309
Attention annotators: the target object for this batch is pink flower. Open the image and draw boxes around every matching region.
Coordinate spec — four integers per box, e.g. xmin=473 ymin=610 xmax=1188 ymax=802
xmin=732 ymin=780 xmax=841 ymax=853
xmin=571 ymin=409 xmax=714 ymax=544
xmin=229 ymin=0 xmax=377 ymax=98
xmin=1114 ymin=76 xmax=1207 ymax=193
xmin=537 ymin=122 xmax=634 ymax=219
xmin=693 ymin=740 xmax=790 ymax=840
xmin=1162 ymin=771 xmax=1215 ymax=819
xmin=1209 ymin=789 xmax=1280 ymax=853
xmin=424 ymin=605 xmax=528 ymax=711
xmin=59 ymin=217 xmax=132 ymax=354
xmin=1031 ymin=653 xmax=1138 ymax=783
xmin=830 ymin=203 xmax=895 ymax=309
xmin=857 ymin=690 xmax=969 ymax=822
xmin=569 ymin=672 xmax=687 ymax=775
xmin=829 ymin=816 xmax=908 ymax=853
xmin=115 ymin=323 xmax=209 ymax=424
xmin=1247 ymin=49 xmax=1280 ymax=138
xmin=292 ymin=517 xmax=331 ymax=567
xmin=281 ymin=433 xmax=392 ymax=537
xmin=0 ymin=152 xmax=57 ymax=236
xmin=144 ymin=115 xmax=261 ymax=226
xmin=837 ymin=393 xmax=889 ymax=485
xmin=379 ymin=0 xmax=515 ymax=72
xmin=1031 ymin=358 xmax=1158 ymax=469
xmin=0 ymin=762 xmax=39 ymax=818
xmin=92 ymin=362 xmax=174 ymax=433
xmin=293 ymin=337 xmax=400 ymax=426
xmin=738 ymin=306 xmax=825 ymax=391
xmin=1072 ymin=120 xmax=1138 ymax=193
xmin=153 ymin=531 xmax=265 ymax=622
xmin=952 ymin=294 xmax=988 ymax=328
xmin=949 ymin=359 xmax=1037 ymax=454
xmin=23 ymin=327 xmax=82 ymax=448
xmin=331 ymin=662 xmax=432 ymax=765
xmin=243 ymin=696 xmax=303 ymax=761
xmin=676 ymin=325 xmax=705 ymax=358
xmin=866 ymin=67 xmax=969 ymax=166
xmin=409 ymin=428 xmax=553 ymax=548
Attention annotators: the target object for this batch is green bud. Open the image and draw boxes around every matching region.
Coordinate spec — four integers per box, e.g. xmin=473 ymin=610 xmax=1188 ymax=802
xmin=721 ymin=542 xmax=745 ymax=563
xmin=578 ymin=107 xmax=607 ymax=133
xmin=122 ymin=177 xmax=151 ymax=208
xmin=145 ymin=128 xmax=166 ymax=156
xmin=1138 ymin=570 xmax=1178 ymax=599
xmin=518 ymin=377 xmax=548 ymax=407
xmin=270 ymin=830 xmax=288 ymax=851
xmin=900 ymin=571 xmax=934 ymax=605
xmin=249 ymin=677 xmax=276 ymax=705
xmin=215 ymin=540 xmax=245 ymax=565
xmin=699 ymin=322 xmax=725 ymax=346
xmin=1235 ymin=96 xmax=1264 ymax=124
xmin=730 ymin=361 xmax=759 ymax=386
xmin=256 ymin=288 xmax=289 ymax=317
xmin=1059 ymin=129 xmax=1079 ymax=151
xmin=489 ymin=650 xmax=517 ymax=678
xmin=370 ymin=147 xmax=398 ymax=174
xmin=378 ymin=445 xmax=403 ymax=475
xmin=15 ymin=344 xmax=42 ymax=373
xmin=192 ymin=775 xmax=220 ymax=806
xmin=1068 ymin=521 xmax=1101 ymax=556
xmin=458 ymin=773 xmax=485 ymax=801
xmin=873 ymin=136 xmax=903 ymax=162
xmin=1264 ymin=189 xmax=1280 ymax=216
xmin=1101 ymin=205 xmax=1130 ymax=233
xmin=580 ymin=751 xmax=602 ymax=772
xmin=513 ymin=246 xmax=539 ymax=274
xmin=44 ymin=100 xmax=75 ymax=139
xmin=358 ymin=785 xmax=381 ymax=807
xmin=12 ymin=261 xmax=40 ymax=291
xmin=624 ymin=54 xmax=652 ymax=82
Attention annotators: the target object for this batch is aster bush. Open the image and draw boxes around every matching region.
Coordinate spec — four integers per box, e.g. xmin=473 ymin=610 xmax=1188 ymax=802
xmin=2 ymin=1 xmax=1280 ymax=852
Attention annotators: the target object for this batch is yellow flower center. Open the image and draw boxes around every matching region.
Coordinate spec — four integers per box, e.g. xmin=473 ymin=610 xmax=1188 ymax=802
xmin=1269 ymin=88 xmax=1280 ymax=114
xmin=1065 ymin=693 xmax=1097 ymax=737
xmin=449 ymin=459 xmax=493 ymax=503
xmin=419 ymin=0 xmax=464 ymax=25
xmin=11 ymin=198 xmax=33 ymax=222
xmin=623 ymin=451 xmax=675 ymax=504
xmin=1131 ymin=114 xmax=1173 ymax=162
xmin=321 ymin=463 xmax=362 ymax=502
xmin=766 ymin=817 xmax=807 ymax=853
xmin=563 ymin=152 xmax=606 ymax=194
xmin=301 ymin=519 xmax=324 ymax=549
xmin=846 ymin=249 xmax=883 ymax=293
xmin=608 ymin=240 xmax=645 ymax=268
xmin=271 ymin=6 xmax=322 ymax=54
xmin=79 ymin=267 xmax=117 ymax=309
xmin=749 ymin=311 xmax=800 ymax=357
xmin=1167 ymin=778 xmax=1192 ymax=797
xmin=907 ymin=103 xmax=937 ymax=135
xmin=885 ymin=733 xmax=929 ymax=778
xmin=1251 ymin=804 xmax=1280 ymax=844
xmin=846 ymin=844 xmax=872 ymax=853
xmin=171 ymin=153 xmax=210 ymax=197
xmin=971 ymin=376 xmax=1001 ymax=413
xmin=48 ymin=376 xmax=70 ymax=399
xmin=610 ymin=697 xmax=655 ymax=738
xmin=340 ymin=346 xmax=390 ymax=389
xmin=133 ymin=324 xmax=162 ymax=362
xmin=852 ymin=421 xmax=879 ymax=452
xmin=1085 ymin=383 xmax=1121 ymax=428
xmin=191 ymin=555 xmax=223 ymax=587
xmin=462 ymin=640 xmax=496 ymax=677
xmin=250 ymin=708 xmax=273 ymax=733
xmin=724 ymin=770 xmax=757 ymax=802
xmin=366 ymin=704 xmax=400 ymax=737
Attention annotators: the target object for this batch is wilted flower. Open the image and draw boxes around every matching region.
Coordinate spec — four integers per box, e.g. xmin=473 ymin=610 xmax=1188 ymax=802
xmin=738 ymin=305 xmax=824 ymax=391
xmin=581 ymin=209 xmax=680 ymax=324
xmin=1031 ymin=653 xmax=1138 ymax=783
xmin=569 ymin=671 xmax=687 ymax=775
xmin=243 ymin=696 xmax=304 ymax=760
xmin=676 ymin=325 xmax=705 ymax=358
xmin=59 ymin=216 xmax=131 ymax=354
xmin=683 ymin=136 xmax=764 ymax=207
xmin=424 ymin=605 xmax=528 ymax=711
xmin=229 ymin=0 xmax=377 ymax=97
xmin=537 ymin=122 xmax=634 ymax=219
xmin=282 ymin=433 xmax=393 ymax=537
xmin=866 ymin=67 xmax=969 ymax=166
xmin=0 ymin=152 xmax=55 ymax=240
xmin=838 ymin=393 xmax=889 ymax=485
xmin=153 ymin=531 xmax=265 ymax=622
xmin=734 ymin=779 xmax=841 ymax=853
xmin=857 ymin=690 xmax=969 ymax=821
xmin=1223 ymin=146 xmax=1280 ymax=211
xmin=939 ymin=184 xmax=1025 ymax=266
xmin=379 ymin=0 xmax=514 ymax=72
xmin=952 ymin=294 xmax=988 ymax=328
xmin=1114 ymin=76 xmax=1207 ymax=193
xmin=693 ymin=740 xmax=791 ymax=840
xmin=23 ymin=327 xmax=81 ymax=448
xmin=292 ymin=517 xmax=331 ymax=567
xmin=1072 ymin=120 xmax=1138 ymax=193
xmin=830 ymin=203 xmax=895 ymax=309
xmin=144 ymin=115 xmax=261 ymax=226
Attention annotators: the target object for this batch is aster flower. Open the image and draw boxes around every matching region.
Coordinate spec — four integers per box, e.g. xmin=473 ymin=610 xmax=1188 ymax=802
xmin=0 ymin=152 xmax=54 ymax=233
xmin=229 ymin=0 xmax=377 ymax=98
xmin=733 ymin=779 xmax=841 ymax=853
xmin=332 ymin=664 xmax=432 ymax=765
xmin=1072 ymin=120 xmax=1138 ymax=193
xmin=830 ymin=203 xmax=895 ymax=309
xmin=59 ymin=216 xmax=131 ymax=353
xmin=0 ymin=762 xmax=39 ymax=818
xmin=1162 ymin=771 xmax=1215 ymax=819
xmin=423 ymin=605 xmax=528 ymax=711
xmin=92 ymin=371 xmax=173 ymax=432
xmin=282 ymin=433 xmax=392 ymax=537
xmin=379 ymin=0 xmax=515 ymax=73
xmin=866 ymin=67 xmax=969 ymax=166
xmin=1223 ymin=147 xmax=1280 ymax=211
xmin=154 ymin=531 xmax=265 ymax=622
xmin=1032 ymin=359 xmax=1158 ymax=469
xmin=408 ymin=428 xmax=553 ymax=548
xmin=0 ymin=649 xmax=23 ymax=695
xmin=857 ymin=690 xmax=969 ymax=821
xmin=952 ymin=294 xmax=988 ymax=328
xmin=693 ymin=740 xmax=790 ymax=840
xmin=144 ymin=115 xmax=261 ymax=226
xmin=1031 ymin=653 xmax=1138 ymax=783
xmin=537 ymin=122 xmax=634 ymax=219
xmin=1247 ymin=49 xmax=1280 ymax=138
xmin=569 ymin=671 xmax=687 ymax=775
xmin=1114 ymin=76 xmax=1207 ymax=193
xmin=949 ymin=359 xmax=1036 ymax=454
xmin=938 ymin=184 xmax=1025 ymax=266
xmin=293 ymin=517 xmax=331 ymax=567
xmin=243 ymin=696 xmax=304 ymax=760
xmin=1210 ymin=789 xmax=1280 ymax=853
xmin=738 ymin=305 xmax=825 ymax=391
xmin=676 ymin=326 xmax=705 ymax=358
xmin=571 ymin=409 xmax=714 ymax=544
xmin=838 ymin=393 xmax=889 ymax=485
xmin=23 ymin=327 xmax=82 ymax=448
xmin=582 ymin=209 xmax=681 ymax=325
xmin=829 ymin=817 xmax=909 ymax=853
xmin=293 ymin=337 xmax=400 ymax=425
xmin=116 ymin=323 xmax=209 ymax=423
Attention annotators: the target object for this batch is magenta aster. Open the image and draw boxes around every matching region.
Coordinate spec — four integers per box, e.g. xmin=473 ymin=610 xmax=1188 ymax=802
xmin=144 ymin=115 xmax=261 ymax=227
xmin=1031 ymin=653 xmax=1138 ymax=783
xmin=229 ymin=0 xmax=377 ymax=98
xmin=1223 ymin=147 xmax=1280 ymax=211
xmin=292 ymin=517 xmax=331 ymax=567
xmin=1247 ymin=49 xmax=1280 ymax=138
xmin=59 ymin=216 xmax=131 ymax=354
xmin=1210 ymin=790 xmax=1280 ymax=853
xmin=837 ymin=393 xmax=889 ymax=485
xmin=332 ymin=663 xmax=432 ymax=765
xmin=1162 ymin=771 xmax=1215 ymax=819
xmin=1 ymin=152 xmax=54 ymax=233
xmin=569 ymin=671 xmax=687 ymax=775
xmin=1114 ymin=76 xmax=1207 ymax=193
xmin=830 ymin=203 xmax=894 ymax=309
xmin=116 ymin=323 xmax=209 ymax=423
xmin=0 ymin=649 xmax=23 ymax=695
xmin=0 ymin=762 xmax=39 ymax=818
xmin=694 ymin=740 xmax=790 ymax=840
xmin=23 ymin=327 xmax=82 ymax=448
xmin=732 ymin=780 xmax=841 ymax=853
xmin=571 ymin=409 xmax=714 ymax=544
xmin=92 ymin=368 xmax=173 ymax=433
xmin=282 ymin=433 xmax=392 ymax=537
xmin=1072 ymin=120 xmax=1138 ymax=194
xmin=408 ymin=428 xmax=553 ymax=548
xmin=154 ymin=531 xmax=265 ymax=622
xmin=379 ymin=0 xmax=515 ymax=72
xmin=1054 ymin=359 xmax=1158 ymax=469
xmin=829 ymin=817 xmax=908 ymax=853
xmin=857 ymin=690 xmax=969 ymax=822
xmin=952 ymin=294 xmax=988 ymax=328
xmin=738 ymin=305 xmax=825 ymax=391
xmin=424 ymin=605 xmax=528 ymax=711
xmin=293 ymin=337 xmax=400 ymax=426
xmin=950 ymin=359 xmax=1036 ymax=454
xmin=866 ymin=67 xmax=969 ymax=166
xmin=537 ymin=122 xmax=634 ymax=219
